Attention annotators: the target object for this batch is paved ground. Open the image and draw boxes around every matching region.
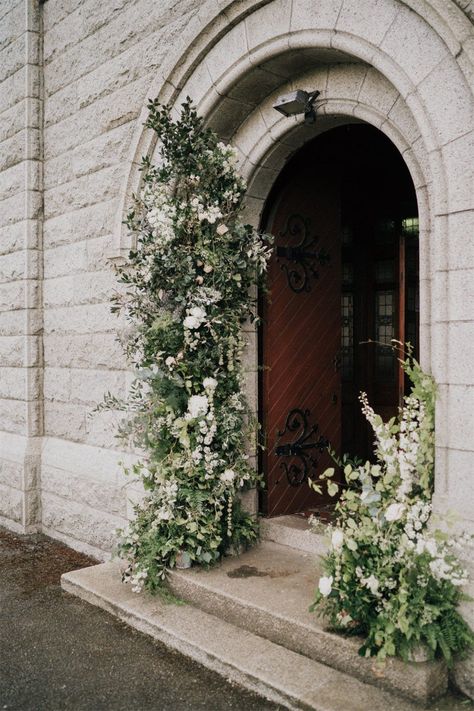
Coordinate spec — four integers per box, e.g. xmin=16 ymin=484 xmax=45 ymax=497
xmin=0 ymin=528 xmax=281 ymax=711
xmin=1 ymin=527 xmax=473 ymax=711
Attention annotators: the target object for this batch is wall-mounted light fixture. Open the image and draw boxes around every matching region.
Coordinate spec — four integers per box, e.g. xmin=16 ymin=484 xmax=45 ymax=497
xmin=273 ymin=90 xmax=320 ymax=125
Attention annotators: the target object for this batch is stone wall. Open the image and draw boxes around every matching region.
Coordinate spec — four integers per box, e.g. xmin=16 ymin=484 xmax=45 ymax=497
xmin=0 ymin=0 xmax=473 ymax=567
xmin=39 ymin=0 xmax=203 ymax=557
xmin=0 ymin=0 xmax=42 ymax=534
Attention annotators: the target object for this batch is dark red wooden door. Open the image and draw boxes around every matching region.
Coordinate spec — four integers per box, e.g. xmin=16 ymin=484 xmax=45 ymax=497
xmin=261 ymin=168 xmax=341 ymax=517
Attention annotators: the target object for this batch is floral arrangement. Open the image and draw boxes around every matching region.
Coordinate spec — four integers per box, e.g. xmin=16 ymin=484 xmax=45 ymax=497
xmin=105 ymin=99 xmax=272 ymax=593
xmin=311 ymin=347 xmax=474 ymax=665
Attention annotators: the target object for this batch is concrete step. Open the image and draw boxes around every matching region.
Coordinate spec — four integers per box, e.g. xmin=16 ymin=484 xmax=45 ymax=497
xmin=167 ymin=541 xmax=447 ymax=704
xmin=62 ymin=561 xmax=421 ymax=711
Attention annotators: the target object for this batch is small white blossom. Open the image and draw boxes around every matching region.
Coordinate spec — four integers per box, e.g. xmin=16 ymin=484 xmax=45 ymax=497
xmin=318 ymin=576 xmax=333 ymax=597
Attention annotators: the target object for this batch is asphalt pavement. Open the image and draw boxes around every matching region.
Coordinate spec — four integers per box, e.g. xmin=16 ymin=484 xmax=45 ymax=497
xmin=0 ymin=527 xmax=281 ymax=711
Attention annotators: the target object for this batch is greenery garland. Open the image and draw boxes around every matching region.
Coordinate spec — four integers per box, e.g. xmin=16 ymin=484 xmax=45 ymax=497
xmin=106 ymin=99 xmax=272 ymax=592
xmin=311 ymin=346 xmax=474 ymax=665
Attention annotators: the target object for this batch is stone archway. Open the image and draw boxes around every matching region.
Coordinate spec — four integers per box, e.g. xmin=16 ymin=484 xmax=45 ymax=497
xmin=112 ymin=0 xmax=474 ymax=526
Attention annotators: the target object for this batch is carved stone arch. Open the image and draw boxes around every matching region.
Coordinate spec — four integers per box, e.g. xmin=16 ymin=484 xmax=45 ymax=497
xmin=111 ymin=0 xmax=473 ymax=261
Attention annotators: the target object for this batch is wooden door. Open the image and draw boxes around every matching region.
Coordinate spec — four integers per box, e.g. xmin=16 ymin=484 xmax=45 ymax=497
xmin=261 ymin=168 xmax=341 ymax=517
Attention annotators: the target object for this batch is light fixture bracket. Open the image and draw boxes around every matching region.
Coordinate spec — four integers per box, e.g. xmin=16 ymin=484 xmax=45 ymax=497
xmin=273 ymin=89 xmax=321 ymax=124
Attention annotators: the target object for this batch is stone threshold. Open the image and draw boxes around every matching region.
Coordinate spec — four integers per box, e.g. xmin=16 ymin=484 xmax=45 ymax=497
xmin=62 ymin=560 xmax=421 ymax=711
xmin=61 ymin=530 xmax=448 ymax=709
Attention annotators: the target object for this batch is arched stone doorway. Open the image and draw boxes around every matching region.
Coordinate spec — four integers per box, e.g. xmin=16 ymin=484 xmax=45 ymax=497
xmin=260 ymin=124 xmax=419 ymax=517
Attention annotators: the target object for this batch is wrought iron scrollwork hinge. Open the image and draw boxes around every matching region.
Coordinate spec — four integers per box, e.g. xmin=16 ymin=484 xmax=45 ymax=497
xmin=277 ymin=214 xmax=330 ymax=293
xmin=274 ymin=408 xmax=329 ymax=487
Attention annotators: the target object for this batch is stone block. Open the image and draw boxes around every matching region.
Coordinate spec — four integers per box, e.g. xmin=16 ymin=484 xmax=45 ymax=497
xmin=44 ymin=400 xmax=88 ymax=441
xmin=0 ymin=482 xmax=22 ymax=522
xmin=387 ymin=95 xmax=421 ymax=147
xmin=43 ymin=241 xmax=87 ymax=279
xmin=0 ymin=458 xmax=23 ymax=489
xmin=447 ymin=210 xmax=474 ymax=270
xmin=290 ymin=0 xmax=342 ymax=32
xmin=0 ymin=98 xmax=39 ymax=144
xmin=445 ymin=447 xmax=474 ymax=523
xmin=43 ymin=0 xmax=79 ymax=32
xmin=442 ymin=132 xmax=474 ymax=213
xmin=0 ymin=308 xmax=41 ymax=337
xmin=418 ymin=60 xmax=473 ymax=147
xmin=43 ymin=333 xmax=124 ymax=370
xmin=85 ymin=407 xmax=125 ymax=450
xmin=0 ymin=280 xmax=24 ymax=312
xmin=357 ymin=67 xmax=399 ymax=116
xmin=0 ymin=128 xmax=40 ymax=174
xmin=69 ymin=368 xmax=126 ymax=406
xmin=245 ymin=0 xmax=292 ymax=51
xmin=43 ymin=302 xmax=115 ymax=335
xmin=43 ymin=200 xmax=116 ymax=249
xmin=0 ymin=367 xmax=28 ymax=400
xmin=326 ymin=63 xmax=367 ymax=102
xmin=41 ymin=465 xmax=128 ymax=518
xmin=338 ymin=0 xmax=398 ymax=46
xmin=44 ymin=164 xmax=124 ymax=221
xmin=43 ymin=270 xmax=116 ymax=308
xmin=447 ymin=321 xmax=474 ymax=385
xmin=0 ymin=335 xmax=23 ymax=367
xmin=447 ymin=268 xmax=474 ymax=322
xmin=0 ymin=64 xmax=39 ymax=116
xmin=43 ymin=366 xmax=71 ymax=402
xmin=447 ymin=385 xmax=474 ymax=451
xmin=1 ymin=32 xmax=28 ymax=82
xmin=41 ymin=492 xmax=126 ymax=552
xmin=0 ymin=397 xmax=26 ymax=433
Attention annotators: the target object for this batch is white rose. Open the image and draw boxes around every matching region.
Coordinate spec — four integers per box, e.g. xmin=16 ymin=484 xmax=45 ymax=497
xmin=203 ymin=377 xmax=218 ymax=391
xmin=165 ymin=356 xmax=176 ymax=367
xmin=183 ymin=315 xmax=200 ymax=330
xmin=385 ymin=502 xmax=405 ymax=522
xmin=331 ymin=528 xmax=344 ymax=552
xmin=216 ymin=224 xmax=229 ymax=235
xmin=220 ymin=469 xmax=235 ymax=483
xmin=187 ymin=395 xmax=209 ymax=419
xmin=318 ymin=576 xmax=333 ymax=597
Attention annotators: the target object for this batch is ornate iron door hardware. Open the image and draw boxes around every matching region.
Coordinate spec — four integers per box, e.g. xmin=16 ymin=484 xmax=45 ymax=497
xmin=277 ymin=214 xmax=330 ymax=293
xmin=274 ymin=408 xmax=329 ymax=487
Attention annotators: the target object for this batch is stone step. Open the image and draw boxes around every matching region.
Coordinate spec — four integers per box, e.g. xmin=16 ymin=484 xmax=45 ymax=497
xmin=260 ymin=514 xmax=328 ymax=555
xmin=167 ymin=540 xmax=447 ymax=704
xmin=61 ymin=561 xmax=421 ymax=711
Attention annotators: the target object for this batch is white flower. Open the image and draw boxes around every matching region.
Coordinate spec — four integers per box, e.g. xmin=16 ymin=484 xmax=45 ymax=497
xmin=363 ymin=574 xmax=379 ymax=594
xmin=203 ymin=377 xmax=218 ymax=391
xmin=216 ymin=224 xmax=229 ymax=235
xmin=190 ymin=306 xmax=206 ymax=320
xmin=331 ymin=528 xmax=344 ymax=552
xmin=385 ymin=502 xmax=405 ymax=522
xmin=318 ymin=575 xmax=333 ymax=597
xmin=165 ymin=356 xmax=176 ymax=367
xmin=183 ymin=315 xmax=201 ymax=330
xmin=220 ymin=469 xmax=236 ymax=483
xmin=187 ymin=395 xmax=209 ymax=419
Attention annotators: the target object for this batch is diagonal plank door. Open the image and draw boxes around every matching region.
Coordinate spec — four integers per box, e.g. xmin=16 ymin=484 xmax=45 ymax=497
xmin=261 ymin=166 xmax=341 ymax=517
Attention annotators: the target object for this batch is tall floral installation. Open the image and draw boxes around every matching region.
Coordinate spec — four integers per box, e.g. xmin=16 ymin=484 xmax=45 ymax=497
xmin=312 ymin=346 xmax=474 ymax=665
xmin=106 ymin=99 xmax=272 ymax=593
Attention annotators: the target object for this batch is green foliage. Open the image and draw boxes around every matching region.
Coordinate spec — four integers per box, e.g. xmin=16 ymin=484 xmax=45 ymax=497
xmin=107 ymin=99 xmax=272 ymax=592
xmin=311 ymin=347 xmax=474 ymax=665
